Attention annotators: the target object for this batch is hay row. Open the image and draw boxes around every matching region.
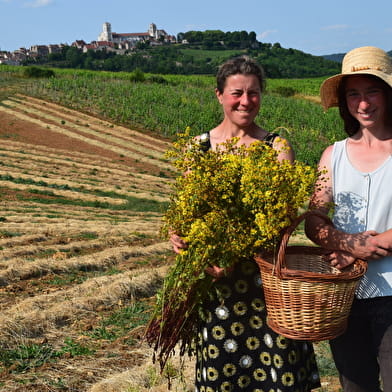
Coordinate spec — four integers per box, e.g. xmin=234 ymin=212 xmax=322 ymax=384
xmin=0 ymin=180 xmax=128 ymax=205
xmin=89 ymin=352 xmax=194 ymax=392
xmin=0 ymin=221 xmax=161 ymax=250
xmin=0 ymin=105 xmax=172 ymax=170
xmin=0 ymin=238 xmax=106 ymax=262
xmin=1 ymin=152 xmax=173 ymax=195
xmin=1 ymin=139 xmax=128 ymax=168
xmin=0 ymin=142 xmax=175 ymax=187
xmin=18 ymin=94 xmax=170 ymax=151
xmin=0 ymin=234 xmax=50 ymax=250
xmin=0 ymin=212 xmax=159 ymax=226
xmin=0 ymin=241 xmax=170 ymax=286
xmin=0 ymin=215 xmax=161 ymax=230
xmin=0 ymin=140 xmax=119 ymax=167
xmin=0 ymin=229 xmax=163 ymax=262
xmin=1 ymin=157 xmax=172 ymax=196
xmin=0 ymin=264 xmax=169 ymax=344
xmin=0 ymin=203 xmax=163 ymax=222
xmin=2 ymin=100 xmax=170 ymax=160
xmin=4 ymin=98 xmax=167 ymax=159
xmin=0 ymin=168 xmax=170 ymax=202
xmin=10 ymin=96 xmax=168 ymax=154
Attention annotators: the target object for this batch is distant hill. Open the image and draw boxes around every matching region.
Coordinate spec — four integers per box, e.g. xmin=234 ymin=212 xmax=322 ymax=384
xmin=323 ymin=50 xmax=392 ymax=64
xmin=322 ymin=53 xmax=345 ymax=63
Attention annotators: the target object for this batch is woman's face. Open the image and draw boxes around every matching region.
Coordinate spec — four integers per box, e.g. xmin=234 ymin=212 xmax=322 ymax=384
xmin=345 ymin=75 xmax=388 ymax=129
xmin=216 ymin=73 xmax=261 ymax=128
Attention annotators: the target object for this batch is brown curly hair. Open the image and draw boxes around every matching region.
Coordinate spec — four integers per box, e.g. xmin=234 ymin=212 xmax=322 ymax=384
xmin=216 ymin=56 xmax=266 ymax=94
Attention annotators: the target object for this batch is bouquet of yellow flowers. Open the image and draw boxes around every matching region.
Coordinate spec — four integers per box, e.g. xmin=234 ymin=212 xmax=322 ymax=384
xmin=145 ymin=129 xmax=318 ymax=370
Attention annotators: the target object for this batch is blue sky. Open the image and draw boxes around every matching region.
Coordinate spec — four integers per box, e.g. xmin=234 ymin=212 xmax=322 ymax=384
xmin=1 ymin=0 xmax=392 ymax=55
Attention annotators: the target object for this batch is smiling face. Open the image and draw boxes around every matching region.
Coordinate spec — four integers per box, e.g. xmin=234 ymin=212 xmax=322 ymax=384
xmin=344 ymin=75 xmax=388 ymax=130
xmin=216 ymin=73 xmax=261 ymax=129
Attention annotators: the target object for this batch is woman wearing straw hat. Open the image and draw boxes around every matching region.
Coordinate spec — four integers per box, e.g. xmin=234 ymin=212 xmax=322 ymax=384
xmin=306 ymin=46 xmax=392 ymax=391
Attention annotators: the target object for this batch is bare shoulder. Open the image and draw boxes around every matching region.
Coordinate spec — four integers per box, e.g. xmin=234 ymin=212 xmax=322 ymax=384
xmin=271 ymin=135 xmax=295 ymax=162
xmin=272 ymin=134 xmax=292 ymax=149
xmin=318 ymin=144 xmax=334 ymax=168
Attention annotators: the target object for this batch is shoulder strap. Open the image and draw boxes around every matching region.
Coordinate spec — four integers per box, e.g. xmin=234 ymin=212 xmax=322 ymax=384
xmin=198 ymin=131 xmax=211 ymax=152
xmin=263 ymin=132 xmax=279 ymax=147
xmin=198 ymin=131 xmax=277 ymax=150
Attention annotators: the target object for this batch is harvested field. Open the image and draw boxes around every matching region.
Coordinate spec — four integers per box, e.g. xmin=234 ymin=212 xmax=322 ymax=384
xmin=0 ymin=95 xmax=340 ymax=391
xmin=0 ymin=95 xmax=193 ymax=391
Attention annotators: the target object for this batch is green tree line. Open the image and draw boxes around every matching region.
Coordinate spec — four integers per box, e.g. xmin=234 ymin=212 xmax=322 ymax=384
xmin=178 ymin=29 xmax=258 ymax=50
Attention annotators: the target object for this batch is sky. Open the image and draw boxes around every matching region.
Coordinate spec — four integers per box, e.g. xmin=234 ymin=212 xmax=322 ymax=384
xmin=1 ymin=0 xmax=392 ymax=56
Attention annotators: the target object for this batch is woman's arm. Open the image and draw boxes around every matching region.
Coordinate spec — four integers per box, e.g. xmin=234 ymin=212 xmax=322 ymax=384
xmin=305 ymin=145 xmax=390 ymax=262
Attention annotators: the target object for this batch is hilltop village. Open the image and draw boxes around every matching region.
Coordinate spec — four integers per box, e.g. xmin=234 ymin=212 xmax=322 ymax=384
xmin=0 ymin=22 xmax=176 ymax=65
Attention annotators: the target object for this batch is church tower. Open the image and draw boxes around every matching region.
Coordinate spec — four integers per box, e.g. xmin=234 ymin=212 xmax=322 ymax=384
xmin=98 ymin=22 xmax=112 ymax=42
xmin=148 ymin=23 xmax=157 ymax=39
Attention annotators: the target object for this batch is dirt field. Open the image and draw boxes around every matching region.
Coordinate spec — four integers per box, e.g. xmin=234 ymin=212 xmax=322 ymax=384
xmin=0 ymin=95 xmax=341 ymax=391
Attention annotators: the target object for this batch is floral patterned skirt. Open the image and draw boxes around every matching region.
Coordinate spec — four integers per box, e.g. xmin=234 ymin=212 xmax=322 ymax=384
xmin=195 ymin=259 xmax=321 ymax=392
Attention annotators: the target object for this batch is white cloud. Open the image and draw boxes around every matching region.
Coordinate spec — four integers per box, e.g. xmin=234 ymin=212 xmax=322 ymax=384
xmin=24 ymin=0 xmax=53 ymax=8
xmin=321 ymin=24 xmax=348 ymax=31
xmin=258 ymin=30 xmax=278 ymax=40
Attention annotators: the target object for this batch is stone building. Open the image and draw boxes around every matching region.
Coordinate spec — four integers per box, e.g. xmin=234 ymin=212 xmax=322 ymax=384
xmin=97 ymin=22 xmax=175 ymax=46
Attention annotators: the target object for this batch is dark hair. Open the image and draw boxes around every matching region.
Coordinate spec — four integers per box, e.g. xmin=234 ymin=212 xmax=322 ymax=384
xmin=338 ymin=74 xmax=392 ymax=136
xmin=216 ymin=56 xmax=266 ymax=94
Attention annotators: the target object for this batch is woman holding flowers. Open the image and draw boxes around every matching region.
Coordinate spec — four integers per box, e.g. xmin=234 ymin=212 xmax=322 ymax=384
xmin=305 ymin=46 xmax=392 ymax=392
xmin=163 ymin=56 xmax=321 ymax=391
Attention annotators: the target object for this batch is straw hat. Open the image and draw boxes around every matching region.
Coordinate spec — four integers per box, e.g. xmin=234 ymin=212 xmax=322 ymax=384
xmin=320 ymin=46 xmax=392 ymax=110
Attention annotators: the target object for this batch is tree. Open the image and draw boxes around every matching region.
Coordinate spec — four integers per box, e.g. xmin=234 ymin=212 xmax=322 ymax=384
xmin=65 ymin=46 xmax=83 ymax=68
xmin=249 ymin=31 xmax=257 ymax=43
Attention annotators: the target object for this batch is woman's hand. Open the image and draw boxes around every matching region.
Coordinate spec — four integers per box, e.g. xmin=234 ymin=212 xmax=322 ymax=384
xmin=323 ymin=250 xmax=357 ymax=270
xmin=169 ymin=232 xmax=188 ymax=254
xmin=348 ymin=230 xmax=391 ymax=260
xmin=205 ymin=265 xmax=234 ymax=280
xmin=322 ymin=228 xmax=392 ymax=269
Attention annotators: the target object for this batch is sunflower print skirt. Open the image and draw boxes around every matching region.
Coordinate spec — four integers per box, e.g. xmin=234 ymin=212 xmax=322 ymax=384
xmin=195 ymin=259 xmax=321 ymax=392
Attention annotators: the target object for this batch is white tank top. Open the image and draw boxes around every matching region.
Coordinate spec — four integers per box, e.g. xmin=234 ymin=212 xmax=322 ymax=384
xmin=332 ymin=139 xmax=392 ymax=298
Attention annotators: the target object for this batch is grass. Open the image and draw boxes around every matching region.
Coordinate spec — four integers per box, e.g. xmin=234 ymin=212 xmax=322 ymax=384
xmin=315 ymin=341 xmax=339 ymax=377
xmin=87 ymin=301 xmax=151 ymax=343
xmin=0 ymin=230 xmax=22 ymax=238
xmin=14 ymin=189 xmax=168 ymax=212
xmin=0 ymin=343 xmax=59 ymax=373
xmin=47 ymin=268 xmax=122 ymax=285
xmin=0 ymin=338 xmax=94 ymax=374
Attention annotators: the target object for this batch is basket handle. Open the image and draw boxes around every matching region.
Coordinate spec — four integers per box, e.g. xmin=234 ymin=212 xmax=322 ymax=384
xmin=274 ymin=210 xmax=333 ymax=279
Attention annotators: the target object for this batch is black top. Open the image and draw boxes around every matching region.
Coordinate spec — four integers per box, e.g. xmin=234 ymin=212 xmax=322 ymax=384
xmin=198 ymin=131 xmax=279 ymax=152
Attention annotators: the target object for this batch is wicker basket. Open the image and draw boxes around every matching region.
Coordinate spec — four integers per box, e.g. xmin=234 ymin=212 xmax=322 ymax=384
xmin=254 ymin=211 xmax=368 ymax=341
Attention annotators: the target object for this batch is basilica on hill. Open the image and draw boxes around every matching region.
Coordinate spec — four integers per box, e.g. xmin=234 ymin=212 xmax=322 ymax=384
xmin=97 ymin=22 xmax=176 ymax=46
